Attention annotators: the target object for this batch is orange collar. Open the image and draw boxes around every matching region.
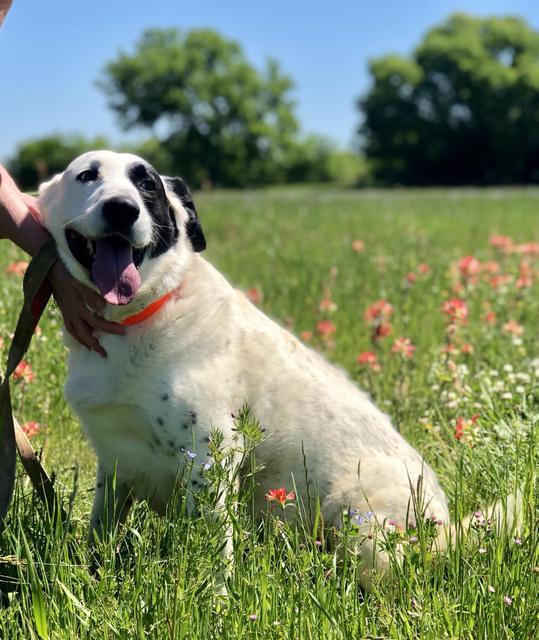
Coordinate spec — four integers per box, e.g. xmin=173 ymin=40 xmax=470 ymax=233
xmin=120 ymin=290 xmax=176 ymax=327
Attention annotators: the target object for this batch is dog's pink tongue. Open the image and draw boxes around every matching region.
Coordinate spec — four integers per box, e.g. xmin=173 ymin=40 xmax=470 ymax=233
xmin=90 ymin=237 xmax=141 ymax=305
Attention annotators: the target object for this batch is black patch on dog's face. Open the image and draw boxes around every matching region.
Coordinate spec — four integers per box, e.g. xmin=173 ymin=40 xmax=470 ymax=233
xmin=127 ymin=162 xmax=178 ymax=259
xmin=162 ymin=176 xmax=206 ymax=252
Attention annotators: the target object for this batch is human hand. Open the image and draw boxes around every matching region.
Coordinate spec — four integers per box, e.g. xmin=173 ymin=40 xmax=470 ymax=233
xmin=0 ymin=1 xmax=13 ymax=28
xmin=48 ymin=261 xmax=126 ymax=357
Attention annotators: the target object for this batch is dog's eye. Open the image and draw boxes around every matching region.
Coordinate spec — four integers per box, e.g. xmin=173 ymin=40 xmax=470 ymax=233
xmin=77 ymin=169 xmax=99 ymax=183
xmin=140 ymin=179 xmax=156 ymax=192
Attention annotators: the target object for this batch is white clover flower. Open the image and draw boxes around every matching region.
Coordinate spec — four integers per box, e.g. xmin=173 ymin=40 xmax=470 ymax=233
xmin=516 ymin=373 xmax=531 ymax=383
xmin=503 ymin=364 xmax=514 ymax=373
xmin=512 ymin=337 xmax=523 ymax=346
xmin=489 ymin=370 xmax=499 ymax=377
xmin=502 ymin=392 xmax=513 ymax=400
xmin=516 ymin=386 xmax=525 ymax=394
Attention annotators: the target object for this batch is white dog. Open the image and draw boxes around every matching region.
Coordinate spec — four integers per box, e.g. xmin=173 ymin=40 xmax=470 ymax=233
xmin=38 ymin=150 xmax=455 ymax=588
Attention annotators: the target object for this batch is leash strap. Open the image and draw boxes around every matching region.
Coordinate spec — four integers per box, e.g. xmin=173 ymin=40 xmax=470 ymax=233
xmin=0 ymin=238 xmax=66 ymax=526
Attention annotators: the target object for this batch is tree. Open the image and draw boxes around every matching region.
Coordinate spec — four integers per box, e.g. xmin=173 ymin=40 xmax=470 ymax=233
xmin=359 ymin=13 xmax=539 ymax=185
xmin=8 ymin=134 xmax=110 ymax=190
xmin=99 ymin=28 xmax=300 ymax=188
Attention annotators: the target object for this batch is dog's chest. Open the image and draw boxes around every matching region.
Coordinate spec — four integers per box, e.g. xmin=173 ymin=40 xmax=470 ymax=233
xmin=66 ymin=338 xmax=213 ymax=503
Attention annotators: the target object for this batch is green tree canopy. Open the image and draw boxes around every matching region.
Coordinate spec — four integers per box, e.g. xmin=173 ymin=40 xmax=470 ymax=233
xmin=360 ymin=13 xmax=539 ymax=185
xmin=99 ymin=28 xmax=300 ymax=187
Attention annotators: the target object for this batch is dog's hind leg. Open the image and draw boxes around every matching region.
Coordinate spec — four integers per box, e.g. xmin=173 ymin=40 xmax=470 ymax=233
xmin=88 ymin=464 xmax=133 ymax=547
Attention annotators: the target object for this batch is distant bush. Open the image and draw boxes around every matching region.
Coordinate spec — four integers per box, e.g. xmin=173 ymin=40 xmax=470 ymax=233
xmin=8 ymin=134 xmax=110 ymax=191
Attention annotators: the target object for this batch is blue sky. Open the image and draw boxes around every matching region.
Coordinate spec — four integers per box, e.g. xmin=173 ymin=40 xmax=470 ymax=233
xmin=1 ymin=0 xmax=538 ymax=161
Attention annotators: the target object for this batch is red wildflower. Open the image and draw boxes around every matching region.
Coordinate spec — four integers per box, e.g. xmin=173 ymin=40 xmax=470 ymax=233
xmin=300 ymin=330 xmax=313 ymax=342
xmin=364 ymin=300 xmax=393 ymax=323
xmin=454 ymin=414 xmax=479 ymax=441
xmin=317 ymin=320 xmax=336 ymax=337
xmin=417 ymin=263 xmax=431 ymax=274
xmin=484 ymin=311 xmax=497 ymax=326
xmin=246 ymin=287 xmax=263 ymax=305
xmin=20 ymin=421 xmax=41 ymax=438
xmin=6 ymin=261 xmax=29 ymax=276
xmin=461 ymin=343 xmax=474 ymax=355
xmin=489 ymin=235 xmax=513 ymax=253
xmin=482 ymin=261 xmax=500 ymax=274
xmin=13 ymin=360 xmax=34 ymax=383
xmin=515 ymin=242 xmax=539 ymax=255
xmin=441 ymin=343 xmax=458 ymax=355
xmin=391 ymin=337 xmax=415 ymax=359
xmin=357 ymin=351 xmax=381 ymax=371
xmin=516 ymin=260 xmax=533 ymax=289
xmin=458 ymin=256 xmax=481 ymax=278
xmin=266 ymin=487 xmax=296 ymax=506
xmin=375 ymin=323 xmax=392 ymax=339
xmin=405 ymin=272 xmax=417 ymax=284
xmin=503 ymin=320 xmax=524 ymax=336
xmin=441 ymin=298 xmax=468 ymax=324
xmin=490 ymin=274 xmax=513 ymax=289
xmin=351 ymin=239 xmax=365 ymax=253
xmin=319 ymin=297 xmax=337 ymax=312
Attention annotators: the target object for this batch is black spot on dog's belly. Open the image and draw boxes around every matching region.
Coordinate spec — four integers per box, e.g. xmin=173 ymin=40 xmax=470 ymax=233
xmin=190 ymin=411 xmax=197 ymax=424
xmin=96 ymin=482 xmax=103 ymax=489
xmin=203 ymin=436 xmax=210 ymax=443
xmin=182 ymin=423 xmax=189 ymax=430
xmin=161 ymin=393 xmax=169 ymax=401
xmin=168 ymin=439 xmax=175 ymax=448
xmin=157 ymin=417 xmax=164 ymax=426
xmin=191 ymin=479 xmax=199 ymax=487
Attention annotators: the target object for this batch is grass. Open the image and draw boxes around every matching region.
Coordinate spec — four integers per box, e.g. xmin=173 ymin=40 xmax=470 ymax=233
xmin=0 ymin=186 xmax=538 ymax=639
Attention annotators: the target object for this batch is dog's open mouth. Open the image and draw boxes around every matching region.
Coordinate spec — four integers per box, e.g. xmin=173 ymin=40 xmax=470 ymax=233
xmin=65 ymin=229 xmax=146 ymax=306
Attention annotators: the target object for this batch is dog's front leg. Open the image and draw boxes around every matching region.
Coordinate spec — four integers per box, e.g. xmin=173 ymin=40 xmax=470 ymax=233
xmin=88 ymin=464 xmax=133 ymax=547
xmin=208 ymin=469 xmax=240 ymax=595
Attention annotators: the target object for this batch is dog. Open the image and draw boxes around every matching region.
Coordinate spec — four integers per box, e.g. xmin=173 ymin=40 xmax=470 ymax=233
xmin=37 ymin=150 xmax=468 ymax=588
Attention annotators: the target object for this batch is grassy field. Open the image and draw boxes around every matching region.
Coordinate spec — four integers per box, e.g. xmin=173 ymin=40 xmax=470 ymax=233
xmin=0 ymin=187 xmax=538 ymax=639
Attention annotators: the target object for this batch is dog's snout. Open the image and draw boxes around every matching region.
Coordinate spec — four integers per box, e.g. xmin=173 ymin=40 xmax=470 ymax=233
xmin=102 ymin=197 xmax=140 ymax=229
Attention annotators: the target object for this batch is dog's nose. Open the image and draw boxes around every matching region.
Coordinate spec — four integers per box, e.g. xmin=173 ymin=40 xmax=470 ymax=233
xmin=102 ymin=197 xmax=140 ymax=230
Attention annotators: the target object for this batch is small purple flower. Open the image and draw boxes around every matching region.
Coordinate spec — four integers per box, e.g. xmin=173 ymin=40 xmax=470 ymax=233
xmin=203 ymin=461 xmax=213 ymax=471
xmin=315 ymin=539 xmax=322 ymax=547
xmin=388 ymin=519 xmax=397 ymax=527
xmin=249 ymin=613 xmax=258 ymax=621
xmin=514 ymin=537 xmax=522 ymax=546
xmin=187 ymin=450 xmax=197 ymax=459
xmin=503 ymin=595 xmax=512 ymax=606
xmin=409 ymin=535 xmax=418 ymax=543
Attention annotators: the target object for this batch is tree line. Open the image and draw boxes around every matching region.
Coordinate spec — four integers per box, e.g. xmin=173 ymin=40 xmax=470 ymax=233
xmin=9 ymin=13 xmax=539 ymax=189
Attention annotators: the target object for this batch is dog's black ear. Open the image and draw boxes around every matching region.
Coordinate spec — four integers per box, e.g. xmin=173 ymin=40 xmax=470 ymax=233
xmin=162 ymin=177 xmax=206 ymax=252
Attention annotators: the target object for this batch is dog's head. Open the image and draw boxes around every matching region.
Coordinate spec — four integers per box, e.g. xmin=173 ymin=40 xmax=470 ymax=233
xmin=38 ymin=150 xmax=205 ymax=306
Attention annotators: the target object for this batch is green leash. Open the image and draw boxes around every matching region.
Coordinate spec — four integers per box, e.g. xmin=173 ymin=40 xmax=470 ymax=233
xmin=0 ymin=238 xmax=66 ymax=526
